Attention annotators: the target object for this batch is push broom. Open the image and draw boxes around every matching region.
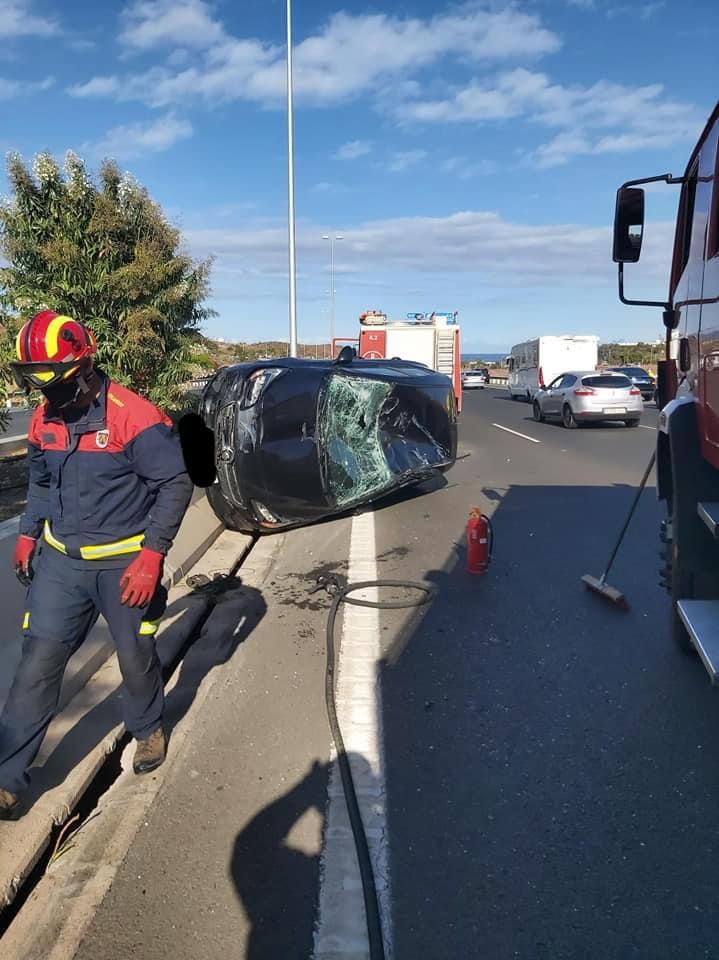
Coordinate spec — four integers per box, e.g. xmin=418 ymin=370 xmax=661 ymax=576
xmin=581 ymin=450 xmax=656 ymax=608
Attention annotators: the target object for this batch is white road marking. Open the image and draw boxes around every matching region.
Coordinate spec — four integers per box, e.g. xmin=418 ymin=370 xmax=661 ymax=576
xmin=639 ymin=424 xmax=657 ymax=431
xmin=492 ymin=423 xmax=542 ymax=444
xmin=314 ymin=509 xmax=392 ymax=960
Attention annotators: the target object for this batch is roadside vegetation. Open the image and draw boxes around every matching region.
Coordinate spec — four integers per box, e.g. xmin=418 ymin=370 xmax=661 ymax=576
xmin=0 ymin=151 xmax=214 ymax=417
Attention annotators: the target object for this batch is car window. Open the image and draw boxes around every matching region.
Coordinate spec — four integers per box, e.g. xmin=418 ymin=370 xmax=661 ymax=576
xmin=583 ymin=375 xmax=632 ymax=388
xmin=547 ymin=376 xmax=563 ymax=389
xmin=559 ymin=375 xmax=577 ymax=389
xmin=611 ymin=367 xmax=649 ymax=377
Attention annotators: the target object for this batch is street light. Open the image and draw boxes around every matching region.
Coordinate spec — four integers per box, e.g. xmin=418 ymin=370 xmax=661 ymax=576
xmin=286 ymin=0 xmax=298 ymax=358
xmin=322 ymin=234 xmax=343 ymax=353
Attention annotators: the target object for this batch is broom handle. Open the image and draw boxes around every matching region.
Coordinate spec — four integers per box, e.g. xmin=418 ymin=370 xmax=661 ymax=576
xmin=602 ymin=450 xmax=656 ymax=582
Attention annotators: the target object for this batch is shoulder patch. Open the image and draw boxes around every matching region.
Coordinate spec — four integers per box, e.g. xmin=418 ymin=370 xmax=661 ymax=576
xmin=104 ymin=380 xmax=171 ymax=446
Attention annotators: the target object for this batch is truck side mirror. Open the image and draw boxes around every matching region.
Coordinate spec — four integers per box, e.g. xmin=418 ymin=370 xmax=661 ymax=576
xmin=613 ymin=187 xmax=645 ymax=263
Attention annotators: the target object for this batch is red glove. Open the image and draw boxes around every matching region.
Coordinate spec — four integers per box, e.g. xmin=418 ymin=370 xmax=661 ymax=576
xmin=13 ymin=535 xmax=37 ymax=586
xmin=120 ymin=549 xmax=164 ymax=608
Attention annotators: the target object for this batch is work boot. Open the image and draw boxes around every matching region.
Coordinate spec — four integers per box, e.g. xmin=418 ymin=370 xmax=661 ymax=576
xmin=133 ymin=728 xmax=167 ymax=775
xmin=0 ymin=788 xmax=19 ymax=821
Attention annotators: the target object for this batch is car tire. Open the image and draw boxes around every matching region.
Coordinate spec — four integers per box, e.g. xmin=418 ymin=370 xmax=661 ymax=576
xmin=533 ymin=400 xmax=544 ymax=423
xmin=625 ymin=419 xmax=640 ymax=428
xmin=562 ymin=404 xmax=578 ymax=429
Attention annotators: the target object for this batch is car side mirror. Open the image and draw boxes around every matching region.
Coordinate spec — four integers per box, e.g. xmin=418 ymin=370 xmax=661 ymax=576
xmin=613 ymin=186 xmax=645 ymax=263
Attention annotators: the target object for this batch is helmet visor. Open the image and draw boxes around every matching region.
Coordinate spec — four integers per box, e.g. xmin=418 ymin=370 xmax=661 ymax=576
xmin=11 ymin=360 xmax=81 ymax=390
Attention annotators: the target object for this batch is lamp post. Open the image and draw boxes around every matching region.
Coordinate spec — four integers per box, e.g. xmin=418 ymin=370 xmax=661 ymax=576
xmin=286 ymin=0 xmax=298 ymax=357
xmin=322 ymin=234 xmax=343 ymax=354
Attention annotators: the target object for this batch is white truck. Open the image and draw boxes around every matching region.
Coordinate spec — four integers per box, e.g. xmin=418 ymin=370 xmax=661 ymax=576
xmin=507 ymin=335 xmax=599 ymax=401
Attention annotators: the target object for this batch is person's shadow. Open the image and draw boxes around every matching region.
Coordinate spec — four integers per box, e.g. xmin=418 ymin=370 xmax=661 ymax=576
xmin=230 ymin=759 xmax=329 ymax=960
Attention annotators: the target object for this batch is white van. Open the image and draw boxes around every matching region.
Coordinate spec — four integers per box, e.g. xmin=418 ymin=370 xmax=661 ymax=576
xmin=507 ymin=335 xmax=599 ymax=400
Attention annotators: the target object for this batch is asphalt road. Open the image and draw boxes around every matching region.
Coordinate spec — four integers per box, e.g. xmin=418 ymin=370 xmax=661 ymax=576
xmin=29 ymin=388 xmax=719 ymax=959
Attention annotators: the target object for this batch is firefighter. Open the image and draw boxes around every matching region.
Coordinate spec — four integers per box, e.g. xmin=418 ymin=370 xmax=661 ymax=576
xmin=0 ymin=311 xmax=194 ymax=820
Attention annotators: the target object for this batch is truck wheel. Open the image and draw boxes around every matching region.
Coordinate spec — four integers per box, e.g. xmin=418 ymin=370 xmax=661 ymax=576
xmin=562 ymin=404 xmax=578 ymax=429
xmin=625 ymin=419 xmax=640 ymax=428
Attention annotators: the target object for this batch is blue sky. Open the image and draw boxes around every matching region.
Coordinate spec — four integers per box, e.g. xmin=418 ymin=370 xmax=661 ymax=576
xmin=0 ymin=0 xmax=717 ymax=352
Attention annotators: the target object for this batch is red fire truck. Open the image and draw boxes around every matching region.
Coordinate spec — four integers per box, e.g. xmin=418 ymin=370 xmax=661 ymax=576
xmin=354 ymin=310 xmax=462 ymax=412
xmin=613 ymin=99 xmax=719 ymax=679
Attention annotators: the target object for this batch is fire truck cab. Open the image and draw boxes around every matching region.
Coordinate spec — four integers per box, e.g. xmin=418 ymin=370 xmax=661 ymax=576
xmin=613 ymin=99 xmax=719 ymax=678
xmin=358 ymin=310 xmax=462 ymax=412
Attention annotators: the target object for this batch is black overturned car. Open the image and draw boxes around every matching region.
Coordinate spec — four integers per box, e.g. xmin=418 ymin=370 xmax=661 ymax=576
xmin=184 ymin=350 xmax=457 ymax=534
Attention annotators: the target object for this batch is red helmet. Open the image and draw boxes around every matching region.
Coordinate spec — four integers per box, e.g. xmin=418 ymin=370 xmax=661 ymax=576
xmin=11 ymin=311 xmax=97 ymax=390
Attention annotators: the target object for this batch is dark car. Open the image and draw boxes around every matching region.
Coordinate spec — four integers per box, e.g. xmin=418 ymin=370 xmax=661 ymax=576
xmin=606 ymin=366 xmax=655 ymax=401
xmin=194 ymin=351 xmax=457 ymax=533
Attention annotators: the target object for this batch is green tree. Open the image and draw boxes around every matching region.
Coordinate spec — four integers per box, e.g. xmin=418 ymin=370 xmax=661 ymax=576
xmin=0 ymin=151 xmax=214 ymax=411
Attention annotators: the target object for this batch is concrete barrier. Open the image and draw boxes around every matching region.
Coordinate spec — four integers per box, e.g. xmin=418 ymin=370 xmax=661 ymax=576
xmin=0 ymin=435 xmax=27 ymax=458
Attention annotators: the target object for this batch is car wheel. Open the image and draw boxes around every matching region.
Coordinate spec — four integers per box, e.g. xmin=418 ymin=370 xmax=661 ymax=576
xmin=533 ymin=400 xmax=544 ymax=423
xmin=562 ymin=404 xmax=578 ymax=429
xmin=625 ymin=419 xmax=640 ymax=428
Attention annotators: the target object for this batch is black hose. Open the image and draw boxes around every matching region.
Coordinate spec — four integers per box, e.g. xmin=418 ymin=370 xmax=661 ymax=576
xmin=321 ymin=576 xmax=438 ymax=960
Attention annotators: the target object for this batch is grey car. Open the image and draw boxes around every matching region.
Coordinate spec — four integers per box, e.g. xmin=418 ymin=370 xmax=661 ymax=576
xmin=532 ymin=371 xmax=644 ymax=428
xmin=606 ymin=366 xmax=656 ymax=401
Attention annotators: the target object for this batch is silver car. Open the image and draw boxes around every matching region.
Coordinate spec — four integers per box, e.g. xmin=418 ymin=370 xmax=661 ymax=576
xmin=462 ymin=369 xmax=488 ymax=389
xmin=532 ymin=371 xmax=644 ymax=428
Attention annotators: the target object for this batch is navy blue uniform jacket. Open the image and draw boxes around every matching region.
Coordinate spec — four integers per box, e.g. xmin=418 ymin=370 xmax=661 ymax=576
xmin=20 ymin=376 xmax=193 ymax=562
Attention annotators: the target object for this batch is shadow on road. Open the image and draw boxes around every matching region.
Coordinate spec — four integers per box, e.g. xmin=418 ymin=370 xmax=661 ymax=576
xmin=376 ymin=477 xmax=719 ymax=958
xmin=229 ymin=758 xmax=329 ymax=960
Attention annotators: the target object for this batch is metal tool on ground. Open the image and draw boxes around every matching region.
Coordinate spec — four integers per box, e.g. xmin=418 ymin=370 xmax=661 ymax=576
xmin=581 ymin=451 xmax=656 ymax=608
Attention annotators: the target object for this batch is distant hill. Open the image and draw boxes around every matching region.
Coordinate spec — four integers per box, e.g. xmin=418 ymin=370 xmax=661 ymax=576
xmin=193 ymin=337 xmax=332 ymax=374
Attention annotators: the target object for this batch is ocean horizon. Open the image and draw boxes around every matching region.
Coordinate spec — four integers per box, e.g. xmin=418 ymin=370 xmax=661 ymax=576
xmin=461 ymin=352 xmax=507 ymax=362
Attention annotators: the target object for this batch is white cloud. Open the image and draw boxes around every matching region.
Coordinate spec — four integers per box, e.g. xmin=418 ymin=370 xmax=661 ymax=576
xmin=119 ymin=0 xmax=225 ymax=51
xmin=335 ymin=140 xmax=372 ymax=161
xmin=441 ymin=156 xmax=498 ymax=179
xmin=185 ymin=210 xmax=674 ymax=292
xmin=69 ymin=6 xmax=561 ymax=108
xmin=394 ymin=68 xmax=705 ymax=166
xmin=0 ymin=73 xmax=53 ymax=98
xmin=0 ymin=0 xmax=57 ymax=38
xmin=387 ymin=150 xmax=427 ymax=173
xmin=87 ymin=112 xmax=193 ymax=160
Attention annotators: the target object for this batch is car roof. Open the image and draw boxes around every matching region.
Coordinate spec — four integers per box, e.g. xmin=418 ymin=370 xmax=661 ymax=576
xmin=607 ymin=365 xmax=650 ymax=372
xmin=557 ymin=370 xmax=630 ymax=378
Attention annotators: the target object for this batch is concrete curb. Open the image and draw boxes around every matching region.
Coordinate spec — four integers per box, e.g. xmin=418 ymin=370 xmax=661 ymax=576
xmin=0 ymin=436 xmax=27 ymax=459
xmin=0 ymin=530 xmax=251 ymax=912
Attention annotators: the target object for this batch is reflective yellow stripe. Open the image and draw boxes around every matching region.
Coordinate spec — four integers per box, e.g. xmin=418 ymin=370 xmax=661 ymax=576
xmin=80 ymin=535 xmax=144 ymax=560
xmin=44 ymin=523 xmax=144 ymax=560
xmin=44 ymin=521 xmax=67 ymax=555
xmin=139 ymin=619 xmax=161 ymax=637
xmin=22 ymin=612 xmax=30 ymax=630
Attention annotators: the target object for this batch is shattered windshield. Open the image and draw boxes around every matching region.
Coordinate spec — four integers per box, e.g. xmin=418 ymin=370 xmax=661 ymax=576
xmin=318 ymin=373 xmax=393 ymax=507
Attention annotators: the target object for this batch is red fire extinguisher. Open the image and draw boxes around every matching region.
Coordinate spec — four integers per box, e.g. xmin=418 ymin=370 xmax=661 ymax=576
xmin=467 ymin=508 xmax=493 ymax=575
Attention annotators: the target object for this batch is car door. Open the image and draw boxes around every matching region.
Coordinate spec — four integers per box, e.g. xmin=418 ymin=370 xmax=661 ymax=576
xmin=542 ymin=376 xmax=565 ymax=415
xmin=557 ymin=374 xmax=577 ymax=413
